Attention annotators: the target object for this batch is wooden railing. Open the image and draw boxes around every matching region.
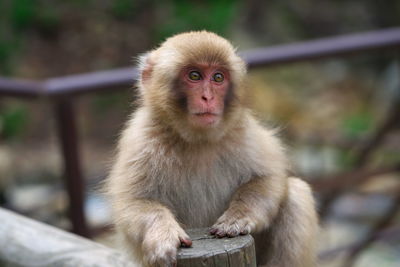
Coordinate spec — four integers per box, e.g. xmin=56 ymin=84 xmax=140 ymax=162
xmin=0 ymin=208 xmax=133 ymax=267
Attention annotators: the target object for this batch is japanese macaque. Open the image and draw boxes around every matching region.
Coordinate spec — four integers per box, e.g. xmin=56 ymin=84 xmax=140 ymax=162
xmin=105 ymin=31 xmax=318 ymax=267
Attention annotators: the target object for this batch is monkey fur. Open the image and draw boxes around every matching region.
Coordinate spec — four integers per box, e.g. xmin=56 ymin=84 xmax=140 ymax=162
xmin=105 ymin=31 xmax=318 ymax=267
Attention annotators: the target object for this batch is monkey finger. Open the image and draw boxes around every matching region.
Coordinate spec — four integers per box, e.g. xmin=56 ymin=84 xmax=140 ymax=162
xmin=180 ymin=238 xmax=192 ymax=247
xmin=226 ymin=222 xmax=240 ymax=237
xmin=227 ymin=229 xmax=239 ymax=237
xmin=211 ymin=227 xmax=228 ymax=237
xmin=209 ymin=227 xmax=219 ymax=235
xmin=210 ymin=223 xmax=224 ymax=234
xmin=240 ymin=228 xmax=249 ymax=235
xmin=215 ymin=228 xmax=228 ymax=238
xmin=239 ymin=224 xmax=251 ymax=235
xmin=236 ymin=221 xmax=251 ymax=235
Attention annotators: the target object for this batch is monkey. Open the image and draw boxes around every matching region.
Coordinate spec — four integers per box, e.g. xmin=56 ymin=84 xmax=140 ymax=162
xmin=105 ymin=31 xmax=318 ymax=267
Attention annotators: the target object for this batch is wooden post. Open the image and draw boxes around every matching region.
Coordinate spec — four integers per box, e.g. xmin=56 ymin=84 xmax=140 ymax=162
xmin=54 ymin=99 xmax=89 ymax=237
xmin=177 ymin=229 xmax=256 ymax=267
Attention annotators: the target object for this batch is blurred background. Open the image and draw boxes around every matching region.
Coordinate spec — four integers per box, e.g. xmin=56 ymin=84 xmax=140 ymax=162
xmin=0 ymin=1 xmax=399 ymax=266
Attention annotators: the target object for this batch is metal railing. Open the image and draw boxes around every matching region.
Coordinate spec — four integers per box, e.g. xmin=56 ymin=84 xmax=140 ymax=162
xmin=2 ymin=27 xmax=400 ymax=98
xmin=1 ymin=27 xmax=400 ymax=266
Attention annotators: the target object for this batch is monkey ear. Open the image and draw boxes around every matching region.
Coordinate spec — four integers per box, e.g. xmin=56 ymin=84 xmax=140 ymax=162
xmin=137 ymin=52 xmax=155 ymax=86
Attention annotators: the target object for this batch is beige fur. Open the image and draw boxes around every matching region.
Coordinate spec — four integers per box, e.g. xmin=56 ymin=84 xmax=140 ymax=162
xmin=105 ymin=31 xmax=318 ymax=267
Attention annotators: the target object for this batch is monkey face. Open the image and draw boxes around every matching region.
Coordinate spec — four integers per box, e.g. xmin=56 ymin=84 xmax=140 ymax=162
xmin=138 ymin=31 xmax=247 ymax=140
xmin=177 ymin=64 xmax=231 ymax=128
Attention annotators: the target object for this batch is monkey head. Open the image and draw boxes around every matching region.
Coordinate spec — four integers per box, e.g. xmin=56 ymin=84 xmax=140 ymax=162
xmin=138 ymin=31 xmax=248 ymax=142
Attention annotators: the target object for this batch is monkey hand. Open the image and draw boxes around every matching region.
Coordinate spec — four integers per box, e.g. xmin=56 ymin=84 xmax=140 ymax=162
xmin=142 ymin=224 xmax=192 ymax=267
xmin=210 ymin=208 xmax=256 ymax=238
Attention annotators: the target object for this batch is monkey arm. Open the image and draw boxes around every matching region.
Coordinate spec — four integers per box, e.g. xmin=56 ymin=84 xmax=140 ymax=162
xmin=110 ymin=192 xmax=192 ymax=265
xmin=106 ymin=147 xmax=192 ymax=266
xmin=211 ymin=175 xmax=288 ymax=237
xmin=112 ymin=197 xmax=190 ymax=243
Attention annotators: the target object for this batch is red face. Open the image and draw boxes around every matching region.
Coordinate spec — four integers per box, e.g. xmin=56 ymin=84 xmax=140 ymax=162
xmin=178 ymin=64 xmax=231 ymax=128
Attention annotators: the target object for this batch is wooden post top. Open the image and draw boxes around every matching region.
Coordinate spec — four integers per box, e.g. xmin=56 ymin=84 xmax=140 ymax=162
xmin=177 ymin=228 xmax=256 ymax=267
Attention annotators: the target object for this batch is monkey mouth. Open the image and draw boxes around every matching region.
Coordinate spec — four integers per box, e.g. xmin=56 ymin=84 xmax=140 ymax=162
xmin=193 ymin=112 xmax=219 ymax=116
xmin=191 ymin=112 xmax=220 ymax=126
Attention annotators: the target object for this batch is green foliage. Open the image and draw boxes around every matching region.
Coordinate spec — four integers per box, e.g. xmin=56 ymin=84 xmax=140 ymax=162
xmin=0 ymin=105 xmax=28 ymax=140
xmin=11 ymin=0 xmax=37 ymax=31
xmin=0 ymin=0 xmax=62 ymax=73
xmin=111 ymin=0 xmax=141 ymax=20
xmin=341 ymin=111 xmax=373 ymax=139
xmin=156 ymin=0 xmax=239 ymax=41
xmin=34 ymin=7 xmax=61 ymax=37
xmin=0 ymin=40 xmax=16 ymax=74
xmin=336 ymin=148 xmax=357 ymax=170
xmin=70 ymin=0 xmax=91 ymax=6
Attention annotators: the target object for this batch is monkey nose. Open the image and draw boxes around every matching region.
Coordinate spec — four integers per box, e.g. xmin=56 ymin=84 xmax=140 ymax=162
xmin=202 ymin=95 xmax=212 ymax=102
xmin=201 ymin=91 xmax=214 ymax=102
xmin=201 ymin=95 xmax=215 ymax=105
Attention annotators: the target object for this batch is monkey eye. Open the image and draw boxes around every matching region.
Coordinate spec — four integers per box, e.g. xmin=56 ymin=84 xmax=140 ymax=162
xmin=188 ymin=71 xmax=202 ymax=81
xmin=213 ymin=73 xmax=224 ymax=83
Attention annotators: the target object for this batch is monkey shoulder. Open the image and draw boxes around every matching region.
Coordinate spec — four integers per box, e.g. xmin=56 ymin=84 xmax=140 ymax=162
xmin=119 ymin=108 xmax=165 ymax=150
xmin=239 ymin=116 xmax=288 ymax=178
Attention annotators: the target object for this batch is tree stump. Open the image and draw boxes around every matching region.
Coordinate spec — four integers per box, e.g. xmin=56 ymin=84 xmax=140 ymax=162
xmin=177 ymin=228 xmax=256 ymax=267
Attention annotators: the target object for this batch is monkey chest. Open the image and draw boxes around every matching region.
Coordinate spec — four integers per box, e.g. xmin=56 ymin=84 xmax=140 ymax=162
xmin=147 ymin=156 xmax=251 ymax=227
